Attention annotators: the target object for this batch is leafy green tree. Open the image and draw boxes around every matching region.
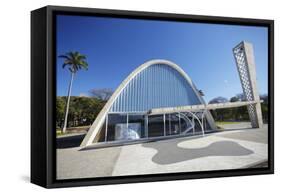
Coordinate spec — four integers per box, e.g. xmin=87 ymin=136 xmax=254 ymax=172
xmin=59 ymin=52 xmax=89 ymax=133
xmin=209 ymin=94 xmax=266 ymax=123
xmin=209 ymin=96 xmax=228 ymax=104
xmin=230 ymin=96 xmax=239 ymax=102
xmin=56 ymin=97 xmax=65 ymax=128
xmin=56 ymin=96 xmax=107 ymax=129
xmin=229 ymin=96 xmax=239 ymax=120
xmin=209 ymin=97 xmax=229 ymax=121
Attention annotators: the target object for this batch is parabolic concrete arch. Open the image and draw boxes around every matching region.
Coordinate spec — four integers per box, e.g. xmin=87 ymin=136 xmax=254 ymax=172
xmin=80 ymin=59 xmax=216 ymax=147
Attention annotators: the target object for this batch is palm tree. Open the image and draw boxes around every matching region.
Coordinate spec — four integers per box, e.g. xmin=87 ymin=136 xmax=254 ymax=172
xmin=59 ymin=51 xmax=88 ymax=133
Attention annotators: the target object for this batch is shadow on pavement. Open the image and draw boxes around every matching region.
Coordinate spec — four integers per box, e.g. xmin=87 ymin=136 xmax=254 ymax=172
xmin=142 ymin=139 xmax=254 ymax=165
xmin=56 ymin=134 xmax=85 ymax=149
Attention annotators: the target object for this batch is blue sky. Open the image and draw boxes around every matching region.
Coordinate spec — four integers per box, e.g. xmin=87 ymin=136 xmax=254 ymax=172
xmin=56 ymin=15 xmax=268 ymax=102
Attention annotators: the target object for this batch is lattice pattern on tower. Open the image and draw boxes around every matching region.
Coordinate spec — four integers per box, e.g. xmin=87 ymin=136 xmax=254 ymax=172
xmin=233 ymin=43 xmax=259 ymax=128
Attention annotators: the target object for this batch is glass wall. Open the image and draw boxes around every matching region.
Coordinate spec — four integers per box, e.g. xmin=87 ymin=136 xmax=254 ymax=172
xmin=180 ymin=112 xmax=205 ymax=135
xmin=107 ymin=114 xmax=127 ymax=141
xmin=179 ymin=113 xmax=193 ymax=135
xmin=148 ymin=115 xmax=164 ymax=137
xmin=169 ymin=113 xmax=181 ymax=136
xmin=106 ymin=113 xmax=146 ymax=142
xmin=100 ymin=111 xmax=204 ymax=143
xmin=128 ymin=114 xmax=146 ymax=138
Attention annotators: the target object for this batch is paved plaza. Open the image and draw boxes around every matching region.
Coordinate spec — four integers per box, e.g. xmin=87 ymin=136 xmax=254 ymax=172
xmin=56 ymin=123 xmax=268 ymax=179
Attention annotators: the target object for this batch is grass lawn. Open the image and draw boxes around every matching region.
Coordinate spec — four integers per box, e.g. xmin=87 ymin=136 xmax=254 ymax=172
xmin=215 ymin=121 xmax=240 ymax=125
xmin=56 ymin=130 xmax=65 ymax=136
xmin=56 ymin=126 xmax=89 ymax=137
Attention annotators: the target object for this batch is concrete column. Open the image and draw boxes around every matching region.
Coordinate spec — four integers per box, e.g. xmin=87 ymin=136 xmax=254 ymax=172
xmin=163 ymin=114 xmax=166 ymax=136
xmin=145 ymin=115 xmax=148 ymax=138
xmin=233 ymin=41 xmax=263 ymax=128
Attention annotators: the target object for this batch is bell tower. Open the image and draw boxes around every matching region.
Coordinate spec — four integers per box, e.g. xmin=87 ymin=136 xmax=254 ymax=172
xmin=233 ymin=41 xmax=263 ymax=128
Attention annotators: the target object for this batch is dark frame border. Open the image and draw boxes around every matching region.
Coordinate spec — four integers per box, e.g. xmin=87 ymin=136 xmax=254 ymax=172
xmin=32 ymin=5 xmax=274 ymax=188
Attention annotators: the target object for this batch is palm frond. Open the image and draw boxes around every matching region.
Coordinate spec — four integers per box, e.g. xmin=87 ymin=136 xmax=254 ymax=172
xmin=79 ymin=61 xmax=89 ymax=70
xmin=62 ymin=63 xmax=69 ymax=68
xmin=59 ymin=51 xmax=89 ymax=73
xmin=58 ymin=55 xmax=71 ymax=60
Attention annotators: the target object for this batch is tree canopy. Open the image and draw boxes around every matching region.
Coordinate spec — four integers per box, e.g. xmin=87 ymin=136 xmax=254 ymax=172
xmin=59 ymin=51 xmax=88 ymax=73
xmin=56 ymin=96 xmax=106 ymax=129
xmin=209 ymin=94 xmax=268 ymax=122
xmin=56 ymin=93 xmax=269 ymax=129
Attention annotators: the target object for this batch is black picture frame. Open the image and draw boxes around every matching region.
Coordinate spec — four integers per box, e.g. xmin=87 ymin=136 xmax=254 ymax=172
xmin=31 ymin=5 xmax=274 ymax=188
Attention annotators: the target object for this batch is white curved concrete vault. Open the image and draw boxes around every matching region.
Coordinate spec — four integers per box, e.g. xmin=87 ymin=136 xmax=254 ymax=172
xmin=80 ymin=59 xmax=216 ymax=147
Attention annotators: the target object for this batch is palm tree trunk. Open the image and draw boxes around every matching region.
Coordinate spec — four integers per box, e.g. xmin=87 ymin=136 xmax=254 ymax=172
xmin=62 ymin=72 xmax=75 ymax=133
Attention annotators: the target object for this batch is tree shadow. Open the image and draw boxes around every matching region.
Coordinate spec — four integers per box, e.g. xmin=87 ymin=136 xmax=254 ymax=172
xmin=142 ymin=139 xmax=253 ymax=165
xmin=56 ymin=134 xmax=85 ymax=149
